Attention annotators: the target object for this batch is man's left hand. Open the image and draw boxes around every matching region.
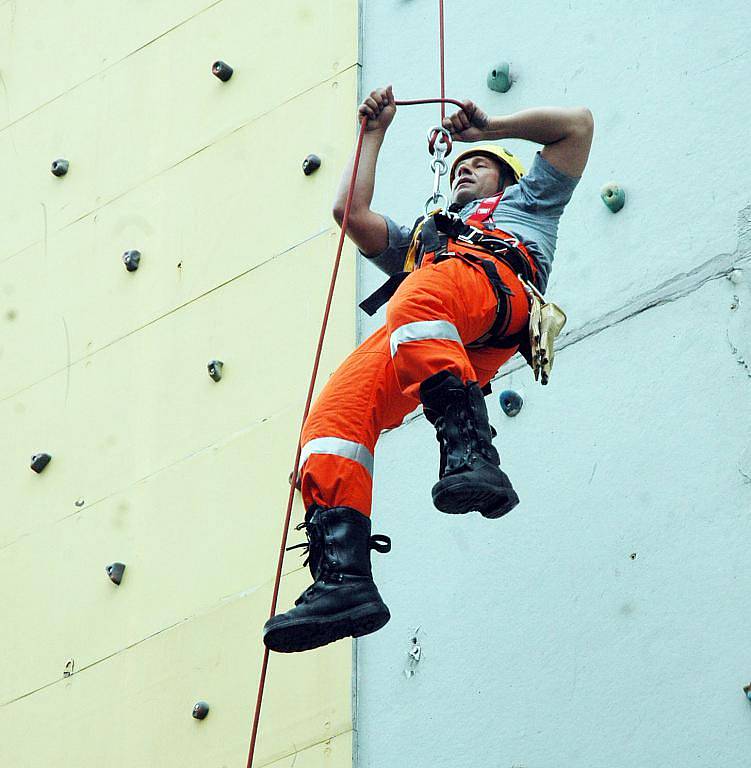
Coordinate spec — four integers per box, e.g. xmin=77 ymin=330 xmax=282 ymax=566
xmin=442 ymin=99 xmax=490 ymax=142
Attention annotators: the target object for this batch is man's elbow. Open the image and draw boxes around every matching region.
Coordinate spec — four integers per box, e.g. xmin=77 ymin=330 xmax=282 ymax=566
xmin=332 ymin=205 xmax=368 ymax=228
xmin=573 ymin=107 xmax=594 ymax=135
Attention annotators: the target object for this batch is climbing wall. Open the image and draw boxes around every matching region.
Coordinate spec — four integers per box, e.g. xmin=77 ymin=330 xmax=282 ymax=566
xmin=0 ymin=1 xmax=360 ymax=766
xmin=355 ymin=1 xmax=751 ymax=766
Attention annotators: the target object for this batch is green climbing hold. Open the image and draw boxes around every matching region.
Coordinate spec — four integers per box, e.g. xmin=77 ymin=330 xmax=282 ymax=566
xmin=487 ymin=62 xmax=512 ymax=93
xmin=600 ymin=182 xmax=625 ymax=213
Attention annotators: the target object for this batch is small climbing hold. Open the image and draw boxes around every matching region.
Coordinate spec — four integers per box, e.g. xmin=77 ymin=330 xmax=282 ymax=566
xmin=404 ymin=630 xmax=422 ymax=679
xmin=212 ymin=61 xmax=233 ymax=82
xmin=122 ymin=250 xmax=141 ymax=272
xmin=499 ymin=389 xmax=523 ymax=417
xmin=600 ymin=182 xmax=625 ymax=213
xmin=728 ymin=269 xmax=744 ymax=285
xmin=487 ymin=62 xmax=512 ymax=93
xmin=288 ymin=470 xmax=301 ymax=491
xmin=743 ymin=683 xmax=751 ymax=702
xmin=192 ymin=701 xmax=210 ymax=720
xmin=51 ymin=159 xmax=69 ymax=177
xmin=105 ymin=562 xmax=126 ymax=585
xmin=31 ymin=453 xmax=52 ymax=473
xmin=63 ymin=659 xmax=75 ymax=678
xmin=207 ymin=360 xmax=224 ymax=382
xmin=302 ymin=154 xmax=321 ymax=176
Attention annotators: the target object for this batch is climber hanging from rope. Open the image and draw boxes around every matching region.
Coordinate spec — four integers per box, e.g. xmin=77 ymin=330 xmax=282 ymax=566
xmin=262 ymin=85 xmax=593 ymax=654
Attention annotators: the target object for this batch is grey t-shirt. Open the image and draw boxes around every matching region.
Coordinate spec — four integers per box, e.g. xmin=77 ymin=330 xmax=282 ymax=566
xmin=360 ymin=150 xmax=580 ymax=294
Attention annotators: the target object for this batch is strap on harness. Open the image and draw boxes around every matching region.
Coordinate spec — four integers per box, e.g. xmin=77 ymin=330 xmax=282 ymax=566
xmin=359 ymin=271 xmax=411 ymax=316
xmin=359 ymin=211 xmax=434 ymax=317
xmin=358 ymin=202 xmax=541 ymax=335
xmin=431 ymin=212 xmax=538 ymax=288
xmin=435 ymin=250 xmax=517 ymax=349
xmin=466 ymin=192 xmax=504 ymax=228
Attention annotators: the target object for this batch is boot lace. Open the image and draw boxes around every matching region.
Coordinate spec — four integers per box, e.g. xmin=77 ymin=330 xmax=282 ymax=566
xmin=285 ymin=518 xmax=318 ymax=568
xmin=285 ymin=518 xmax=393 ymax=569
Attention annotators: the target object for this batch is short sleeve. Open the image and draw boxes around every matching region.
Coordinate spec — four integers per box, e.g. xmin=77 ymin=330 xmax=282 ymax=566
xmin=515 ymin=151 xmax=581 ymax=218
xmin=358 ymin=214 xmax=413 ymax=276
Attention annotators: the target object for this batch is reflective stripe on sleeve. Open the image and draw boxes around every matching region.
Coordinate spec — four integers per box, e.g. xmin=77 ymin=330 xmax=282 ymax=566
xmin=389 ymin=320 xmax=462 ymax=357
xmin=299 ymin=437 xmax=375 ymax=478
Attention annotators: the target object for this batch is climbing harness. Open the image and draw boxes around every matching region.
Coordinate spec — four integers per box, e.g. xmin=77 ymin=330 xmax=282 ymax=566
xmin=359 ymin=165 xmax=569 ymax=384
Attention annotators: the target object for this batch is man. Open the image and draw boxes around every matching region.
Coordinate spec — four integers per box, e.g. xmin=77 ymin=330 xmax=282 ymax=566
xmin=263 ymin=85 xmax=593 ymax=653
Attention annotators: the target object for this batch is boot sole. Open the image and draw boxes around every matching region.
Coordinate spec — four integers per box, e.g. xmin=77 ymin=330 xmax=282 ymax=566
xmin=263 ymin=601 xmax=391 ymax=654
xmin=432 ymin=474 xmax=519 ymax=519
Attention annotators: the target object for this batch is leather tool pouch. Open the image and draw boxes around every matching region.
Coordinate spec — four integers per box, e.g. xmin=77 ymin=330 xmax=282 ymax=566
xmin=521 ymin=279 xmax=567 ymax=385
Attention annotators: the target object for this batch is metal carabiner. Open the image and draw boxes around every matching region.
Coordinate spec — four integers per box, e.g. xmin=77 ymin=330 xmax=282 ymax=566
xmin=430 ymin=155 xmax=447 ymax=200
xmin=424 ymin=192 xmax=448 ymax=216
xmin=427 ymin=126 xmax=453 ymax=157
xmin=426 ymin=126 xmax=452 ymax=214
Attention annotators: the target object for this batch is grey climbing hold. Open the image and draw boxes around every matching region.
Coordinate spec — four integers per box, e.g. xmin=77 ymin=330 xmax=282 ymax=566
xmin=600 ymin=182 xmax=625 ymax=213
xmin=51 ymin=159 xmax=69 ymax=177
xmin=106 ymin=562 xmax=126 ymax=585
xmin=212 ymin=61 xmax=233 ymax=82
xmin=122 ymin=250 xmax=141 ymax=272
xmin=404 ymin=628 xmax=422 ymax=679
xmin=499 ymin=389 xmax=523 ymax=417
xmin=728 ymin=269 xmax=744 ymax=285
xmin=208 ymin=360 xmax=224 ymax=382
xmin=192 ymin=701 xmax=210 ymax=719
xmin=31 ymin=453 xmax=52 ymax=473
xmin=302 ymin=154 xmax=321 ymax=175
xmin=487 ymin=62 xmax=512 ymax=93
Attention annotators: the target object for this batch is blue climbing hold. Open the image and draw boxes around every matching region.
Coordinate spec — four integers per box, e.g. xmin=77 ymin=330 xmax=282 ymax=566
xmin=499 ymin=389 xmax=523 ymax=417
xmin=600 ymin=182 xmax=625 ymax=213
xmin=487 ymin=62 xmax=512 ymax=93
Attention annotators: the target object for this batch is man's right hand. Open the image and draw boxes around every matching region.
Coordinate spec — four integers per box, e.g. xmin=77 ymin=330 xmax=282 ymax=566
xmin=358 ymin=85 xmax=396 ymax=134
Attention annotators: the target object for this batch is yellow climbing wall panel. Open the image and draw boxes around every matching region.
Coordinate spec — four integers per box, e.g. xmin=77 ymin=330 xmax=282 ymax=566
xmin=0 ymin=1 xmax=360 ymax=766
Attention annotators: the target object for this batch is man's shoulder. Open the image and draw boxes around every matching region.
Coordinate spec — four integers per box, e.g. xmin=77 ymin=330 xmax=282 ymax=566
xmin=508 ymin=151 xmax=581 ymax=214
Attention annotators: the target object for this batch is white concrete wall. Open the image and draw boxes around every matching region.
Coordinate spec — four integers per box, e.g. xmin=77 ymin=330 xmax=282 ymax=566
xmin=355 ymin=1 xmax=751 ymax=765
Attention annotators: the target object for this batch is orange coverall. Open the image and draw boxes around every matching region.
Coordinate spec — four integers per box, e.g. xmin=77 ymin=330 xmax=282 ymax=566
xmin=299 ymin=247 xmax=530 ymax=518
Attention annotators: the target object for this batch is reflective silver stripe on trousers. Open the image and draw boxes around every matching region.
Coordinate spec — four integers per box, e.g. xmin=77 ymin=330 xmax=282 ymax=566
xmin=299 ymin=437 xmax=375 ymax=478
xmin=389 ymin=319 xmax=462 ymax=357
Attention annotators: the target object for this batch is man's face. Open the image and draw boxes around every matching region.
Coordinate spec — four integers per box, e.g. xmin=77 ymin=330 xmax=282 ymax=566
xmin=451 ymin=154 xmax=505 ymax=207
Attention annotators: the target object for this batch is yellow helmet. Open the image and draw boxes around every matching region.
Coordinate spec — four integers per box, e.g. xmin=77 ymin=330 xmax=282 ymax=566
xmin=449 ymin=144 xmax=525 ymax=186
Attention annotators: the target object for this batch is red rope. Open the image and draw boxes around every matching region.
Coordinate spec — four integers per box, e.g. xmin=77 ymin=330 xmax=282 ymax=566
xmin=244 ymin=116 xmax=368 ymax=768
xmin=439 ymin=0 xmax=446 ymax=120
xmin=245 ymin=9 xmax=452 ymax=766
xmin=395 ymin=97 xmax=462 ymax=110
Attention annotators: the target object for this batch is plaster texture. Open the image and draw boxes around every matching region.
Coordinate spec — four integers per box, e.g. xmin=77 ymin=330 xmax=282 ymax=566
xmin=354 ymin=1 xmax=751 ymax=765
xmin=0 ymin=2 xmax=359 ymax=766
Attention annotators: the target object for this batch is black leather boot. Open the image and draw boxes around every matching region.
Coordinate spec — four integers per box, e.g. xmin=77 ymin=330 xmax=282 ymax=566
xmin=263 ymin=505 xmax=392 ymax=653
xmin=419 ymin=369 xmax=519 ymax=518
